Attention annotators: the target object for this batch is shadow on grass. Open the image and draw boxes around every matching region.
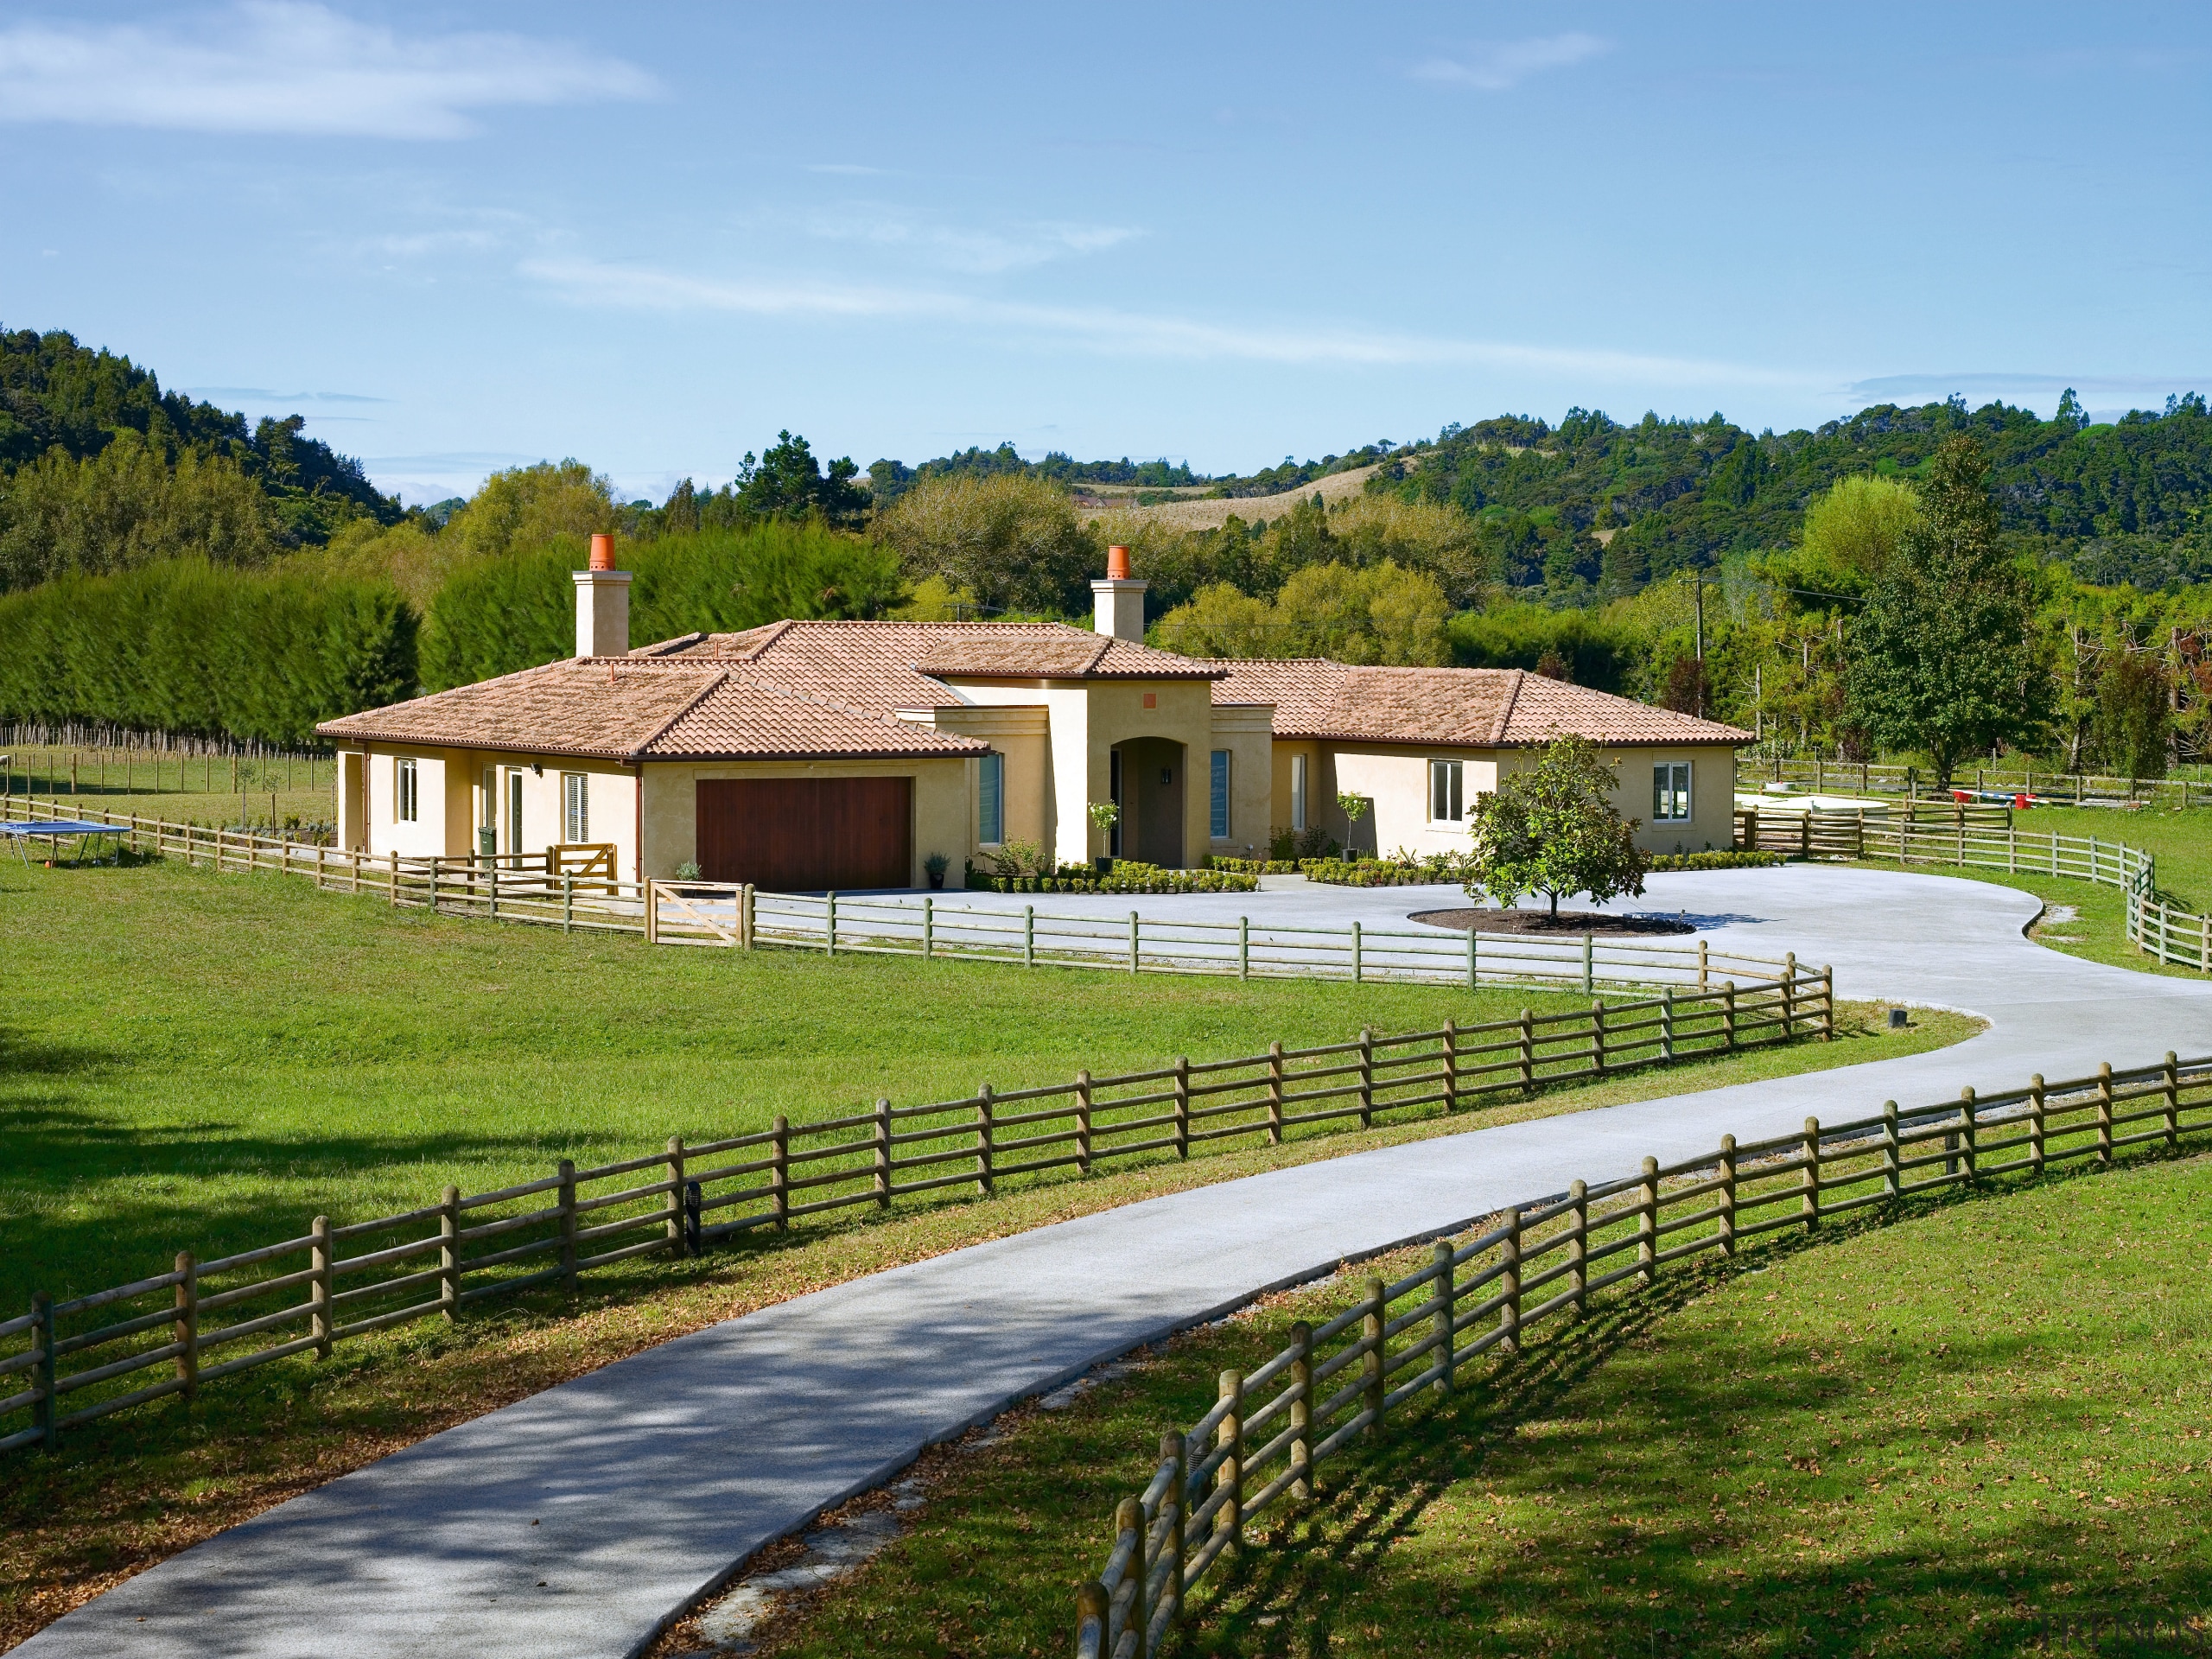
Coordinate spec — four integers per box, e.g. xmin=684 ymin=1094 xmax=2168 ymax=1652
xmin=1172 ymin=1160 xmax=2211 ymax=1659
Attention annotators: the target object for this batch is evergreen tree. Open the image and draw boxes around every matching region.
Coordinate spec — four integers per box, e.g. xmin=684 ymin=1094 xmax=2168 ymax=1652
xmin=1846 ymin=437 xmax=2049 ymax=785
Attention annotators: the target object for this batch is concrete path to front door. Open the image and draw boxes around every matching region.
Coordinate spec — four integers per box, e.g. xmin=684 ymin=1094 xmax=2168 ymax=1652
xmin=24 ymin=867 xmax=2212 ymax=1659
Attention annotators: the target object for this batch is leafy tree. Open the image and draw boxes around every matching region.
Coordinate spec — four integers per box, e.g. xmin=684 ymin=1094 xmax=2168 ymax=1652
xmin=0 ymin=431 xmax=281 ymax=590
xmin=2091 ymin=649 xmax=2172 ymax=778
xmin=1147 ymin=581 xmax=1274 ymax=656
xmin=734 ymin=431 xmax=868 ymax=527
xmin=1148 ymin=561 xmax=1449 ymax=664
xmin=1464 ymin=735 xmax=1650 ymax=921
xmin=447 ymin=460 xmax=614 ymax=560
xmin=1846 ymin=436 xmax=2050 ymax=785
xmin=1798 ymin=474 xmax=1923 ymax=579
xmin=874 ymin=471 xmax=1096 ymax=615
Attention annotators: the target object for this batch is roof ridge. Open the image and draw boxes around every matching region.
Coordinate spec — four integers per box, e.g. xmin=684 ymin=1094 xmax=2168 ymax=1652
xmin=1490 ymin=668 xmax=1524 ymax=746
xmin=626 ymin=670 xmax=732 ymax=759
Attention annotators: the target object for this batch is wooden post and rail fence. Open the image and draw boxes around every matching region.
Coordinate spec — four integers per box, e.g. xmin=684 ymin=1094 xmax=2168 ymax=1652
xmin=1737 ymin=752 xmax=2211 ymax=810
xmin=1 ymin=795 xmax=1793 ymax=994
xmin=0 ymin=968 xmax=1833 ymax=1458
xmin=1073 ymin=1049 xmax=2212 ymax=1659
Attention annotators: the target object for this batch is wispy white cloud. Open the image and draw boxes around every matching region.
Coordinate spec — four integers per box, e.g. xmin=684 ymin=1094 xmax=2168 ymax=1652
xmin=518 ymin=256 xmax=1808 ymax=387
xmin=1848 ymin=371 xmax=2210 ymax=404
xmin=1413 ymin=33 xmax=1611 ymax=92
xmin=801 ymin=208 xmax=1143 ymax=275
xmin=0 ymin=1 xmax=656 ymax=138
xmin=182 ymin=385 xmax=387 ymax=403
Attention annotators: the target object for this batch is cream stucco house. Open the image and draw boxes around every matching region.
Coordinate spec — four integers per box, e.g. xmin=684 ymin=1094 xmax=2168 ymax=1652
xmin=315 ymin=541 xmax=1748 ymax=888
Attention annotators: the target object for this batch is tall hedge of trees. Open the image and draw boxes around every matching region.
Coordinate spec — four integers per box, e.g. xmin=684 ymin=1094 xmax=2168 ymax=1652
xmin=0 ymin=560 xmax=416 ymax=746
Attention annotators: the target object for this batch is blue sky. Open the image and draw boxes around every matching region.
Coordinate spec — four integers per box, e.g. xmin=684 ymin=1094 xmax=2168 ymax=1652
xmin=1 ymin=2 xmax=2207 ymax=506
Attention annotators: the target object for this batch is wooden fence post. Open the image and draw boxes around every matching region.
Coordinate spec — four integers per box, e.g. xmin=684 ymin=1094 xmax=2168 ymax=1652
xmin=1351 ymin=918 xmax=1363 ymax=983
xmin=309 ymin=1216 xmax=333 ymax=1359
xmin=1162 ymin=1427 xmax=1188 ymax=1605
xmin=1023 ymin=903 xmax=1034 ymax=968
xmin=1217 ymin=1369 xmax=1244 ymax=1558
xmin=1821 ymin=965 xmax=1834 ymax=1040
xmin=1782 ymin=952 xmax=1797 ymax=1037
xmin=1499 ymin=1206 xmax=1522 ymax=1357
xmin=32 ymin=1294 xmax=55 ymax=1452
xmin=1723 ymin=981 xmax=1738 ymax=1052
xmin=1441 ymin=1018 xmax=1459 ymax=1109
xmin=388 ymin=849 xmax=398 ymax=906
xmin=1114 ymin=1495 xmax=1148 ymax=1659
xmin=976 ymin=1086 xmax=996 ymax=1192
xmin=1567 ymin=1179 xmax=1588 ymax=1317
xmin=1172 ymin=1059 xmax=1191 ymax=1159
xmin=1637 ymin=1157 xmax=1659 ymax=1287
xmin=1357 ymin=1028 xmax=1374 ymax=1128
xmin=557 ymin=1159 xmax=579 ymax=1289
xmin=1801 ymin=1118 xmax=1821 ymax=1229
xmin=1289 ymin=1319 xmax=1315 ymax=1499
xmin=173 ymin=1250 xmax=199 ymax=1402
xmin=1077 ymin=1580 xmax=1109 ymax=1659
xmin=665 ymin=1138 xmax=688 ymax=1255
xmin=1267 ymin=1043 xmax=1285 ymax=1144
xmin=1661 ymin=987 xmax=1675 ymax=1061
xmin=921 ymin=893 xmax=932 ymax=960
xmin=2164 ymin=1052 xmax=2181 ymax=1149
xmin=869 ymin=1098 xmax=894 ymax=1205
xmin=1239 ymin=915 xmax=1249 ymax=981
xmin=2097 ymin=1062 xmax=2114 ymax=1165
xmin=2029 ymin=1075 xmax=2046 ymax=1174
xmin=1466 ymin=927 xmax=1478 ymax=988
xmin=1960 ymin=1087 xmax=1979 ymax=1180
xmin=772 ymin=1115 xmax=791 ymax=1228
xmin=1592 ymin=999 xmax=1607 ymax=1077
xmin=1697 ymin=938 xmax=1708 ymax=990
xmin=441 ymin=1187 xmax=461 ymax=1317
xmin=1431 ymin=1240 xmax=1455 ymax=1395
xmin=825 ymin=891 xmax=836 ymax=957
xmin=1363 ymin=1279 xmax=1387 ymax=1435
xmin=1718 ymin=1135 xmax=1738 ymax=1256
xmin=1519 ymin=1007 xmax=1535 ymax=1093
xmin=1582 ymin=932 xmax=1593 ymax=994
xmin=1882 ymin=1101 xmax=1901 ymax=1199
xmin=1128 ymin=910 xmax=1140 ymax=974
xmin=742 ymin=883 xmax=755 ymax=950
xmin=1075 ymin=1071 xmax=1095 ymax=1172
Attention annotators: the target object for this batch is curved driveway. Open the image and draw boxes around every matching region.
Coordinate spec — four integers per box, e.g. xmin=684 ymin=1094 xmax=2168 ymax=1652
xmin=25 ymin=867 xmax=2212 ymax=1659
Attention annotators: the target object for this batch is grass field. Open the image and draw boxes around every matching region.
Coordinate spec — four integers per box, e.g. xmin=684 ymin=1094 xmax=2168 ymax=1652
xmin=0 ymin=853 xmax=1971 ymax=1643
xmin=2 ymin=742 xmax=332 ymax=832
xmin=741 ymin=1150 xmax=2212 ymax=1659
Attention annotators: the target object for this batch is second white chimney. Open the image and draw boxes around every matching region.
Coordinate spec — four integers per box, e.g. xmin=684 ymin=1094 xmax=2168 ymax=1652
xmin=1091 ymin=543 xmax=1147 ymax=643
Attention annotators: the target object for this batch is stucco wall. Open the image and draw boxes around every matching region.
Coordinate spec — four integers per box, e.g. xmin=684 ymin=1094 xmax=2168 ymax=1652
xmin=639 ymin=757 xmax=968 ymax=887
xmin=1206 ymin=705 xmax=1274 ymax=860
xmin=344 ymin=746 xmax=641 ymax=874
xmin=1269 ymin=740 xmax=1322 ymax=843
xmin=925 ymin=704 xmax=1052 ymax=855
xmin=1328 ymin=747 xmax=1502 ymax=859
xmin=1085 ymin=679 xmax=1215 ymax=868
xmin=1493 ymin=745 xmax=1738 ymax=854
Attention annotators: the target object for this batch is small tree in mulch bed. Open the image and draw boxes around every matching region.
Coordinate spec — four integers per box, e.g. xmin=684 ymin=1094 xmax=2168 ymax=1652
xmin=1465 ymin=734 xmax=1649 ymax=922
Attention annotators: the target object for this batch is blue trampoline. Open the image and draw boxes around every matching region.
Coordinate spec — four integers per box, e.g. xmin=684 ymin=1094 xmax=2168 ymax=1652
xmin=0 ymin=818 xmax=123 ymax=864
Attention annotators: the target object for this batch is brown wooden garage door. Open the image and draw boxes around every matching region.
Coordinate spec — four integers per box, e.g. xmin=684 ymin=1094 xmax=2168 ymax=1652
xmin=695 ymin=778 xmax=912 ymax=891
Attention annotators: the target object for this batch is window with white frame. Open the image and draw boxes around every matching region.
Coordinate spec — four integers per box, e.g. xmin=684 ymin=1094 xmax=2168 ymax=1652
xmin=1428 ymin=759 xmax=1465 ymax=823
xmin=978 ymin=751 xmax=1004 ymax=844
xmin=395 ymin=756 xmax=418 ymax=823
xmin=1653 ymin=761 xmax=1692 ymax=822
xmin=563 ymin=772 xmax=589 ymax=842
xmin=1210 ymin=750 xmax=1230 ymax=838
xmin=1291 ymin=753 xmax=1308 ymax=830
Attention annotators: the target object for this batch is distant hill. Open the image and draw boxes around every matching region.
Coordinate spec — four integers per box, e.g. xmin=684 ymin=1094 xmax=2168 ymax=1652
xmin=0 ymin=326 xmax=401 ymax=547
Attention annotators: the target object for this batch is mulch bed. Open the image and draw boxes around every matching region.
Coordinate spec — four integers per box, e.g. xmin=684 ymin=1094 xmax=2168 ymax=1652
xmin=1408 ymin=907 xmax=1694 ymax=938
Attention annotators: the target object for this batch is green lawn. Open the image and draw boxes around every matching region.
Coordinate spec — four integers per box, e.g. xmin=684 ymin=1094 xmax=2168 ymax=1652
xmin=3 ymin=743 xmax=332 ymax=832
xmin=751 ymin=1151 xmax=2212 ymax=1659
xmin=0 ymin=856 xmax=1957 ymax=1315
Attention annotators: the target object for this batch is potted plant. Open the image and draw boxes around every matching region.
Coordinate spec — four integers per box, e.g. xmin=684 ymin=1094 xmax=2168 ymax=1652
xmin=924 ymin=851 xmax=950 ymax=890
xmin=1088 ymin=799 xmax=1121 ymax=873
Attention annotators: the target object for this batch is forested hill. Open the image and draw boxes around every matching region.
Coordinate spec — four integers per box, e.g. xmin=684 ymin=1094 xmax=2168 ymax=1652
xmin=1369 ymin=394 xmax=2212 ymax=598
xmin=0 ymin=327 xmax=400 ymax=559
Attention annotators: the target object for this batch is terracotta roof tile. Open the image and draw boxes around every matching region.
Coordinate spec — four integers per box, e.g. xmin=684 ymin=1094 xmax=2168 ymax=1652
xmin=1207 ymin=660 xmax=1749 ymax=747
xmin=316 ymin=660 xmax=728 ymax=758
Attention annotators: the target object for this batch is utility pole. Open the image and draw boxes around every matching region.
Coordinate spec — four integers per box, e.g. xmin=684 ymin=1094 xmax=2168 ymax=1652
xmin=1693 ymin=569 xmax=1705 ymax=664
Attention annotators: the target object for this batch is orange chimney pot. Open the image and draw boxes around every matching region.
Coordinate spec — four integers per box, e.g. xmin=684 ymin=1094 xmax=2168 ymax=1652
xmin=589 ymin=532 xmax=616 ymax=571
xmin=1105 ymin=544 xmax=1133 ymax=580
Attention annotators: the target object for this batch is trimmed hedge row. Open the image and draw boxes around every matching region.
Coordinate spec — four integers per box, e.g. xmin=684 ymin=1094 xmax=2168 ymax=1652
xmin=1206 ymin=856 xmax=1301 ymax=874
xmin=1649 ymin=849 xmax=1783 ymax=871
xmin=0 ymin=559 xmax=416 ymax=746
xmin=965 ymin=869 xmax=1259 ymax=895
xmin=1302 ymin=855 xmax=1474 ymax=887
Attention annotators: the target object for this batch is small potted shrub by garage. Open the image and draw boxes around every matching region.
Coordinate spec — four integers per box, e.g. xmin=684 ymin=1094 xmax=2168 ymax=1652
xmin=924 ymin=851 xmax=950 ymax=890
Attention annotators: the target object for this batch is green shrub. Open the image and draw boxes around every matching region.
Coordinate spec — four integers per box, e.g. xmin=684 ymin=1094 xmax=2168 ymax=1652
xmin=1649 ymin=849 xmax=1783 ymax=871
xmin=0 ymin=558 xmax=416 ymax=744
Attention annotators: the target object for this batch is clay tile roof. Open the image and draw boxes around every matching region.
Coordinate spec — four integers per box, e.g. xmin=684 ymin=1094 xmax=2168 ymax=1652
xmin=639 ymin=673 xmax=988 ymax=760
xmin=1205 ymin=660 xmax=1749 ymax=747
xmin=315 ymin=659 xmax=730 ymax=759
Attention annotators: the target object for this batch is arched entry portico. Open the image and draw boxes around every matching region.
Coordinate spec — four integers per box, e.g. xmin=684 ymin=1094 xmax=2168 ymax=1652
xmin=1109 ymin=736 xmax=1186 ymax=867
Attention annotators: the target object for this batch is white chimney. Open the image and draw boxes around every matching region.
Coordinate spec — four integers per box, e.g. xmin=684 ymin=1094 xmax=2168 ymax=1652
xmin=1091 ymin=543 xmax=1147 ymax=643
xmin=574 ymin=533 xmax=631 ymax=658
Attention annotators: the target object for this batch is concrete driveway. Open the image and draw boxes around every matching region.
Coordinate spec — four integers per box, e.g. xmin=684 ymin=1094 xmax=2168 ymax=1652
xmin=24 ymin=866 xmax=2212 ymax=1659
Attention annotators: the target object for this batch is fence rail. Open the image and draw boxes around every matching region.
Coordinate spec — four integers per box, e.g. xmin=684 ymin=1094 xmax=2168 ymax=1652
xmin=0 ymin=796 xmax=1798 ymax=995
xmin=1 ymin=960 xmax=1833 ymax=1457
xmin=1737 ymin=753 xmax=2208 ymax=809
xmin=1072 ymin=1049 xmax=2212 ymax=1659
